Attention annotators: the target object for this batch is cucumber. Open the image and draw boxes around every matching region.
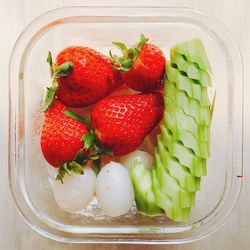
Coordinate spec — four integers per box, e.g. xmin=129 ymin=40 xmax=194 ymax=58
xmin=164 ymin=80 xmax=211 ymax=126
xmin=130 ymin=39 xmax=212 ymax=222
xmin=154 ymin=151 xmax=195 ymax=208
xmin=164 ymin=109 xmax=210 ymax=143
xmin=170 ymin=39 xmax=211 ymax=72
xmin=130 ymin=160 xmax=164 ymax=216
xmin=165 ymin=64 xmax=210 ymax=106
xmin=161 ymin=124 xmax=207 ymax=177
xmin=152 ymin=168 xmax=191 ymax=222
xmin=164 ymin=111 xmax=210 ymax=158
xmin=164 ymin=118 xmax=210 ymax=158
xmin=170 ymin=53 xmax=211 ymax=87
xmin=157 ymin=135 xmax=200 ymax=192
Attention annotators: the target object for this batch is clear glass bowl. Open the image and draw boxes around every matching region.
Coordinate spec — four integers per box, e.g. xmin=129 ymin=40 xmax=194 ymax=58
xmin=9 ymin=7 xmax=243 ymax=244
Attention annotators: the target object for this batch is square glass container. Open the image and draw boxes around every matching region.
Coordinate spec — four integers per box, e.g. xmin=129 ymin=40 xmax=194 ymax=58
xmin=9 ymin=7 xmax=243 ymax=244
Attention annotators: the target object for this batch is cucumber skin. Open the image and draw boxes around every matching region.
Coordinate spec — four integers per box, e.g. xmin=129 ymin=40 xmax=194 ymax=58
xmin=164 ymin=113 xmax=210 ymax=158
xmin=160 ymin=124 xmax=207 ymax=177
xmin=157 ymin=135 xmax=200 ymax=192
xmin=170 ymin=39 xmax=212 ymax=72
xmin=152 ymin=168 xmax=191 ymax=222
xmin=164 ymin=109 xmax=211 ymax=143
xmin=164 ymin=80 xmax=211 ymax=126
xmin=165 ymin=64 xmax=210 ymax=106
xmin=130 ymin=161 xmax=164 ymax=216
xmin=154 ymin=150 xmax=196 ymax=208
xmin=170 ymin=53 xmax=211 ymax=87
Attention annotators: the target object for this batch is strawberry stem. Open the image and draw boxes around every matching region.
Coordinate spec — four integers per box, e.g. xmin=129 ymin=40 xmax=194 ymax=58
xmin=54 ymin=111 xmax=112 ymax=182
xmin=41 ymin=52 xmax=73 ymax=112
xmin=110 ymin=34 xmax=149 ymax=73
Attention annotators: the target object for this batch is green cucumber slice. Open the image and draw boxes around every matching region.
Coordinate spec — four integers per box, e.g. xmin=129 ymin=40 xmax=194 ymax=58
xmin=170 ymin=39 xmax=211 ymax=72
xmin=130 ymin=161 xmax=164 ymax=216
xmin=164 ymin=108 xmax=210 ymax=143
xmin=157 ymin=135 xmax=200 ymax=192
xmin=170 ymin=53 xmax=211 ymax=87
xmin=152 ymin=168 xmax=191 ymax=222
xmin=163 ymin=115 xmax=210 ymax=159
xmin=154 ymin=151 xmax=195 ymax=208
xmin=166 ymin=64 xmax=210 ymax=106
xmin=161 ymin=124 xmax=207 ymax=177
xmin=164 ymin=80 xmax=211 ymax=126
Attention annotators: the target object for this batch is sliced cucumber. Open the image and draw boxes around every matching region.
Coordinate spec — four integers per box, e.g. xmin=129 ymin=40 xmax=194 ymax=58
xmin=170 ymin=39 xmax=211 ymax=72
xmin=152 ymin=168 xmax=191 ymax=222
xmin=160 ymin=124 xmax=207 ymax=177
xmin=157 ymin=135 xmax=200 ymax=192
xmin=154 ymin=150 xmax=195 ymax=208
xmin=130 ymin=160 xmax=164 ymax=216
xmin=164 ymin=111 xmax=210 ymax=159
xmin=164 ymin=109 xmax=210 ymax=143
xmin=170 ymin=53 xmax=211 ymax=87
xmin=165 ymin=64 xmax=210 ymax=106
xmin=164 ymin=80 xmax=211 ymax=126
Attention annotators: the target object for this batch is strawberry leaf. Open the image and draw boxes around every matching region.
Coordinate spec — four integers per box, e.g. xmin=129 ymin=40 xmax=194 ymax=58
xmin=121 ymin=59 xmax=133 ymax=69
xmin=63 ymin=110 xmax=88 ymax=124
xmin=56 ymin=167 xmax=66 ymax=183
xmin=81 ymin=133 xmax=95 ymax=150
xmin=83 ymin=114 xmax=92 ymax=130
xmin=94 ymin=144 xmax=112 ymax=156
xmin=40 ymin=86 xmax=57 ymax=112
xmin=55 ymin=62 xmax=73 ymax=78
xmin=138 ymin=34 xmax=149 ymax=49
xmin=47 ymin=51 xmax=54 ymax=76
xmin=88 ymin=153 xmax=100 ymax=160
xmin=68 ymin=161 xmax=84 ymax=175
xmin=93 ymin=158 xmax=101 ymax=174
xmin=112 ymin=42 xmax=128 ymax=59
xmin=63 ymin=162 xmax=72 ymax=175
xmin=110 ymin=34 xmax=149 ymax=73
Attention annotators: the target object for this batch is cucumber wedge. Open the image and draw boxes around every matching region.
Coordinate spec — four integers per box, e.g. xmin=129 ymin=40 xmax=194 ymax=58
xmin=157 ymin=135 xmax=200 ymax=192
xmin=164 ymin=80 xmax=211 ymax=126
xmin=164 ymin=109 xmax=210 ymax=143
xmin=170 ymin=53 xmax=211 ymax=87
xmin=166 ymin=64 xmax=210 ymax=106
xmin=154 ymin=151 xmax=195 ymax=208
xmin=170 ymin=39 xmax=211 ymax=72
xmin=164 ymin=110 xmax=210 ymax=158
xmin=130 ymin=161 xmax=164 ymax=216
xmin=161 ymin=124 xmax=207 ymax=177
xmin=152 ymin=168 xmax=191 ymax=222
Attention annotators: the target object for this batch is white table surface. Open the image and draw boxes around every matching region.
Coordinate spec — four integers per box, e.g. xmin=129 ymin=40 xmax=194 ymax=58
xmin=1 ymin=0 xmax=249 ymax=249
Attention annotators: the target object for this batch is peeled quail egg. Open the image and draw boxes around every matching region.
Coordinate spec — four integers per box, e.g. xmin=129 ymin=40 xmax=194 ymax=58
xmin=120 ymin=150 xmax=153 ymax=170
xmin=96 ymin=162 xmax=134 ymax=217
xmin=53 ymin=167 xmax=96 ymax=212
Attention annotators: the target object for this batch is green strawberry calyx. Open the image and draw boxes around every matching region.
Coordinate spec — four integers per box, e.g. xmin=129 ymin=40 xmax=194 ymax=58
xmin=55 ymin=110 xmax=112 ymax=182
xmin=109 ymin=34 xmax=149 ymax=73
xmin=40 ymin=52 xmax=73 ymax=112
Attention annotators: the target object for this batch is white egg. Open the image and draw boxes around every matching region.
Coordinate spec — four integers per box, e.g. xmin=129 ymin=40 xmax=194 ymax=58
xmin=53 ymin=167 xmax=96 ymax=212
xmin=120 ymin=150 xmax=153 ymax=170
xmin=96 ymin=162 xmax=134 ymax=217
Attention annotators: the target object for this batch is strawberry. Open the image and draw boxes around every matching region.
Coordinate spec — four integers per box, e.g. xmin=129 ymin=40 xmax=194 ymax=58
xmin=42 ymin=46 xmax=122 ymax=111
xmin=40 ymin=99 xmax=93 ymax=181
xmin=110 ymin=34 xmax=166 ymax=92
xmin=90 ymin=92 xmax=164 ymax=156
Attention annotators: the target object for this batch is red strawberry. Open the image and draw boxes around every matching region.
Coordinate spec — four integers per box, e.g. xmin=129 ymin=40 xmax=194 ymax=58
xmin=40 ymin=99 xmax=91 ymax=180
xmin=110 ymin=34 xmax=166 ymax=92
xmin=90 ymin=92 xmax=164 ymax=156
xmin=42 ymin=46 xmax=122 ymax=111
